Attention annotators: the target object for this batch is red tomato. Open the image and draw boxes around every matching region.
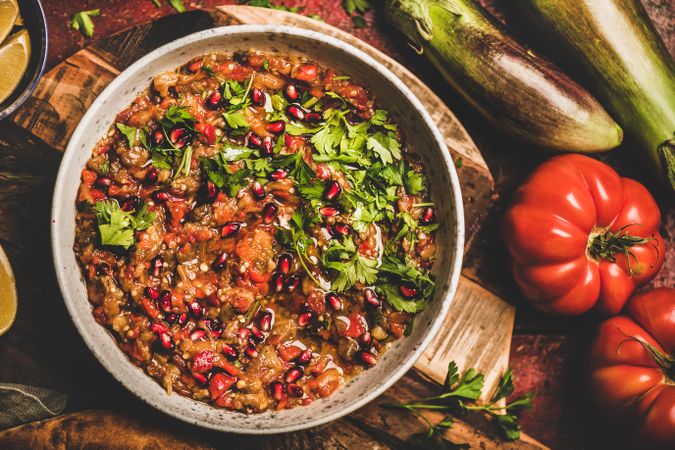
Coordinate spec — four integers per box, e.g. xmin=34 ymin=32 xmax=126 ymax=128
xmin=209 ymin=373 xmax=236 ymax=400
xmin=501 ymin=155 xmax=665 ymax=316
xmin=589 ymin=287 xmax=675 ymax=449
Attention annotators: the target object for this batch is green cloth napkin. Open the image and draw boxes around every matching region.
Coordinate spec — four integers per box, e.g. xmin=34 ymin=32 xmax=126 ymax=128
xmin=0 ymin=383 xmax=67 ymax=430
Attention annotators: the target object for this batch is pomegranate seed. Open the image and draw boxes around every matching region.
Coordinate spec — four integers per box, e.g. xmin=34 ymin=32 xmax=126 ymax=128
xmin=188 ymin=301 xmax=204 ymax=318
xmin=364 ymin=288 xmax=382 ymax=308
xmin=329 ymin=223 xmax=351 ymax=238
xmin=150 ymin=256 xmax=163 ymax=278
xmin=266 ymin=120 xmax=286 ymax=134
xmin=296 ymin=349 xmax=312 ymax=365
xmin=250 ymin=325 xmax=266 ymax=343
xmin=205 ymin=90 xmax=223 ymax=110
xmin=361 ymin=331 xmax=372 ymax=347
xmin=305 ymin=111 xmax=322 ymax=123
xmin=262 ymin=203 xmax=278 ymax=224
xmin=169 ymin=126 xmax=193 ymax=149
xmin=297 ymin=311 xmax=313 ymax=327
xmin=192 ymin=372 xmax=208 ymax=385
xmin=270 ymin=169 xmax=288 ymax=180
xmin=325 ymin=292 xmax=343 ymax=311
xmin=284 ymin=84 xmax=299 ymax=101
xmin=190 ymin=329 xmax=207 ymax=341
xmin=270 ymin=381 xmax=285 ymax=401
xmin=285 ymin=366 xmax=304 ymax=383
xmin=261 ymin=135 xmax=274 ymax=156
xmin=159 ymin=333 xmax=174 ymax=350
xmin=145 ymin=286 xmax=159 ymax=300
xmin=359 ymin=350 xmax=377 ymax=366
xmin=222 ymin=343 xmax=239 ymax=360
xmin=221 ymin=222 xmax=241 ymax=238
xmin=278 ymin=253 xmax=292 ymax=274
xmin=270 ymin=272 xmax=285 ymax=293
xmin=286 ymin=104 xmax=306 ymax=121
xmin=145 ymin=166 xmax=159 ymax=184
xmin=212 ymin=252 xmax=228 ymax=270
xmin=252 ymin=88 xmax=265 ymax=106
xmin=152 ymin=190 xmax=170 ymax=203
xmin=159 ymin=290 xmax=172 ymax=312
xmin=165 ymin=313 xmax=178 ymax=324
xmin=258 ymin=310 xmax=274 ymax=332
xmin=285 ymin=274 xmax=300 ymax=292
xmin=288 ymin=383 xmax=304 ymax=398
xmin=420 ymin=207 xmax=434 ymax=225
xmin=238 ymin=328 xmax=251 ymax=341
xmin=320 ymin=205 xmax=339 ymax=217
xmin=151 ymin=129 xmax=165 ymax=146
xmin=120 ymin=196 xmax=139 ymax=212
xmin=324 ymin=180 xmax=342 ymax=200
xmin=150 ymin=322 xmax=169 ymax=334
xmin=204 ymin=180 xmax=218 ymax=202
xmin=247 ymin=132 xmax=263 ymax=148
xmin=178 ymin=313 xmax=188 ymax=325
xmin=251 ymin=181 xmax=266 ymax=200
xmin=245 ymin=345 xmax=259 ymax=359
xmin=399 ymin=282 xmax=419 ymax=299
xmin=95 ymin=176 xmax=112 ymax=190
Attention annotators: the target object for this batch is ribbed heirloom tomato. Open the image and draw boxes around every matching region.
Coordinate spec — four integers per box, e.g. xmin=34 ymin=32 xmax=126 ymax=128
xmin=589 ymin=288 xmax=675 ymax=449
xmin=501 ymin=154 xmax=665 ymax=315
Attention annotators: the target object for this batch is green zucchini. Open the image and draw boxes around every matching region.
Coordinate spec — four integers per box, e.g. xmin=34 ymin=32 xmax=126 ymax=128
xmin=384 ymin=0 xmax=622 ymax=153
xmin=517 ymin=0 xmax=675 ymax=190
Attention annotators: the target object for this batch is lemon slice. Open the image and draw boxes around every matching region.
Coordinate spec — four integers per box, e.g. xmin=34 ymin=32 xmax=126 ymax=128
xmin=0 ymin=244 xmax=17 ymax=336
xmin=0 ymin=0 xmax=19 ymax=44
xmin=0 ymin=28 xmax=30 ymax=104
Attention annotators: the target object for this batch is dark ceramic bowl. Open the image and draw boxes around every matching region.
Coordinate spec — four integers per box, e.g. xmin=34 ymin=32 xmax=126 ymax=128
xmin=0 ymin=0 xmax=47 ymax=120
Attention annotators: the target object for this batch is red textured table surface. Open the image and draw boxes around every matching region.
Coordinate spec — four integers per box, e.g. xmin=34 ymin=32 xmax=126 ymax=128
xmin=36 ymin=1 xmax=675 ymax=448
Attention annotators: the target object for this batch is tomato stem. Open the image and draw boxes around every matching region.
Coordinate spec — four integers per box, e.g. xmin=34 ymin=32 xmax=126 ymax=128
xmin=587 ymin=224 xmax=654 ymax=275
xmin=626 ymin=335 xmax=674 ymax=382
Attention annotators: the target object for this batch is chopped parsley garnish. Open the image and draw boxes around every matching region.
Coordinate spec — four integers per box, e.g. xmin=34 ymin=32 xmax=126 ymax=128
xmin=94 ymin=200 xmax=156 ymax=249
xmin=116 ymin=123 xmax=138 ymax=148
xmin=193 ymin=71 xmax=434 ymax=313
xmin=71 ymin=9 xmax=100 ymax=38
xmin=322 ymin=237 xmax=378 ymax=292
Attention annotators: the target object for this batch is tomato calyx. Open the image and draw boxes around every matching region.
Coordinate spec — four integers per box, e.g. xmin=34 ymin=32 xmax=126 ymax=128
xmin=586 ymin=224 xmax=655 ymax=274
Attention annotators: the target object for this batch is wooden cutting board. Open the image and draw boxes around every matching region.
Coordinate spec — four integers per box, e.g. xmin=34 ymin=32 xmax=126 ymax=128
xmin=6 ymin=5 xmax=534 ymax=448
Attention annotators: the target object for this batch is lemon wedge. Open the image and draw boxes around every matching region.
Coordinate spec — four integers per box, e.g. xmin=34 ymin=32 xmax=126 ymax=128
xmin=0 ymin=244 xmax=17 ymax=336
xmin=0 ymin=28 xmax=30 ymax=104
xmin=0 ymin=0 xmax=19 ymax=44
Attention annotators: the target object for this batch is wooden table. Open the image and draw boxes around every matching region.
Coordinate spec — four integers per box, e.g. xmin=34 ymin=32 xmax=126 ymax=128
xmin=0 ymin=1 xmax=672 ymax=448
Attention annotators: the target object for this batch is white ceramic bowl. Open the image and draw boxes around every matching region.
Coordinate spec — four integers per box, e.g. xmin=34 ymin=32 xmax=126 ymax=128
xmin=51 ymin=25 xmax=464 ymax=434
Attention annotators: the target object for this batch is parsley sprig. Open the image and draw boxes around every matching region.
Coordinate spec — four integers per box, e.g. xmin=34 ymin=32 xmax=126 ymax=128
xmin=71 ymin=9 xmax=101 ymax=38
xmin=386 ymin=362 xmax=533 ymax=446
xmin=94 ymin=200 xmax=156 ymax=249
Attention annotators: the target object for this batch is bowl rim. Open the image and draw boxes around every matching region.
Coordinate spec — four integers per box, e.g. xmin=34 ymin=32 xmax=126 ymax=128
xmin=51 ymin=24 xmax=465 ymax=434
xmin=0 ymin=0 xmax=48 ymax=120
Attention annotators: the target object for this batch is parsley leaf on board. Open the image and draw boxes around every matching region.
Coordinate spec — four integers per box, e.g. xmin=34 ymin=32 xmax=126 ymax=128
xmin=168 ymin=0 xmax=186 ymax=13
xmin=385 ymin=362 xmax=533 ymax=444
xmin=343 ymin=0 xmax=371 ymax=15
xmin=94 ymin=200 xmax=156 ymax=249
xmin=71 ymin=9 xmax=101 ymax=38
